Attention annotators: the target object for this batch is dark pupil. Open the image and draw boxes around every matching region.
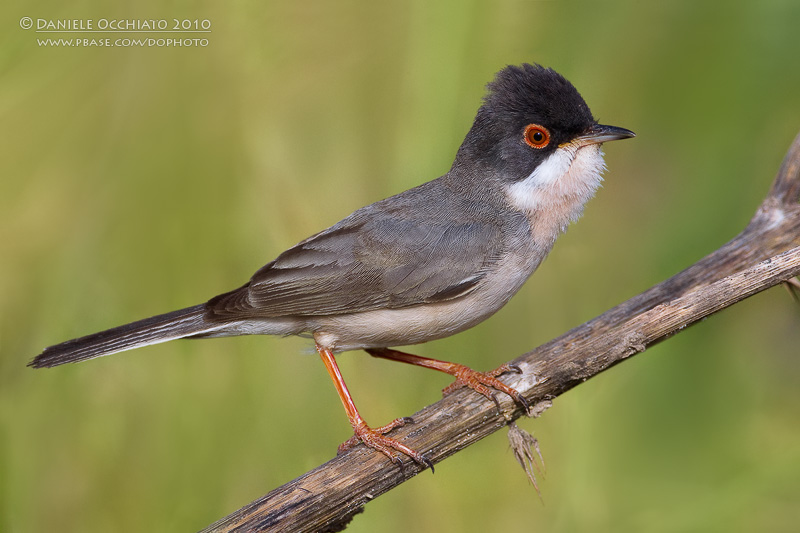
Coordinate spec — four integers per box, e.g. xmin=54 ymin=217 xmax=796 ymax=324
xmin=532 ymin=131 xmax=543 ymax=142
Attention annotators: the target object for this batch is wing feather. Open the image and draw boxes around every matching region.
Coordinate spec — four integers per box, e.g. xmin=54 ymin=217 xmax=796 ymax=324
xmin=206 ymin=184 xmax=507 ymax=319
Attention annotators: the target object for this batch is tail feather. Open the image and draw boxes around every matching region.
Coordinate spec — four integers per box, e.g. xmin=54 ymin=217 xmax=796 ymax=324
xmin=29 ymin=305 xmax=221 ymax=368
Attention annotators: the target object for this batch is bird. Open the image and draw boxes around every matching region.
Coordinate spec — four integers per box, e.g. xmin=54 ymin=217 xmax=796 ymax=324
xmin=30 ymin=63 xmax=634 ymax=471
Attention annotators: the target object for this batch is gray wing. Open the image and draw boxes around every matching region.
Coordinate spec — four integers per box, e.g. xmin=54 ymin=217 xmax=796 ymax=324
xmin=207 ymin=194 xmax=505 ymax=319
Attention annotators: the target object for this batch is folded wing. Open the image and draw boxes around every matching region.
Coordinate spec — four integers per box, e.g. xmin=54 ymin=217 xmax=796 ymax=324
xmin=207 ymin=201 xmax=504 ymax=319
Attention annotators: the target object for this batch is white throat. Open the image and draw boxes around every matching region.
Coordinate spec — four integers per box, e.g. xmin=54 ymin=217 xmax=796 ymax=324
xmin=505 ymin=143 xmax=606 ymax=239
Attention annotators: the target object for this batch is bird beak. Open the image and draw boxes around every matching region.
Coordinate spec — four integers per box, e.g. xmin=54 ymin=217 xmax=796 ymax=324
xmin=575 ymin=124 xmax=636 ymax=145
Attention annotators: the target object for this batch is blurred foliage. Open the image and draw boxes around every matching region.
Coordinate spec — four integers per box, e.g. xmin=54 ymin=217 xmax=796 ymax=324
xmin=2 ymin=1 xmax=800 ymax=532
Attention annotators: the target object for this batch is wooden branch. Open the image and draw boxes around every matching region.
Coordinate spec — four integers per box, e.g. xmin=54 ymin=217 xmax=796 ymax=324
xmin=202 ymin=132 xmax=800 ymax=533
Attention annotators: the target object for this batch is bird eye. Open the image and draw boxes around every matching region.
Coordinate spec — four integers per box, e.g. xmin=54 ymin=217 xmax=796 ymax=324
xmin=523 ymin=124 xmax=550 ymax=149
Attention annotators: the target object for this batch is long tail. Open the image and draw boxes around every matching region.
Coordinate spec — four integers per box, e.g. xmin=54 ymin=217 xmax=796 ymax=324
xmin=29 ymin=305 xmax=222 ymax=368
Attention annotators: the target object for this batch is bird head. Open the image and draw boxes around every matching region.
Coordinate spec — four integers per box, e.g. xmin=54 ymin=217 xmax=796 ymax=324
xmin=455 ymin=63 xmax=634 ymax=188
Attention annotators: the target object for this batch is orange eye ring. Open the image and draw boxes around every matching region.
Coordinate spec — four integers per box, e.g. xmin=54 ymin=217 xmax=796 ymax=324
xmin=523 ymin=124 xmax=550 ymax=149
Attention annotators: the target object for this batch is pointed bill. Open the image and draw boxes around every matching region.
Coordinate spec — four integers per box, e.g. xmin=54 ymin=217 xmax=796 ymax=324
xmin=575 ymin=124 xmax=636 ymax=145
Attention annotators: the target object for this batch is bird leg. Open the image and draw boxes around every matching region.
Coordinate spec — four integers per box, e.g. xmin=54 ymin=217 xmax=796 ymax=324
xmin=365 ymin=348 xmax=529 ymax=413
xmin=317 ymin=345 xmax=433 ymax=471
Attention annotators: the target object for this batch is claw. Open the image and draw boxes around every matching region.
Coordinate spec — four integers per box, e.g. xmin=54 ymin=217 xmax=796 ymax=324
xmin=492 ymin=393 xmax=506 ymax=415
xmin=487 ymin=362 xmax=523 ymax=377
xmin=343 ymin=421 xmax=433 ymax=472
xmin=442 ymin=363 xmax=529 ymax=415
xmin=507 ymin=363 xmax=523 ymax=374
xmin=515 ymin=391 xmax=530 ymax=414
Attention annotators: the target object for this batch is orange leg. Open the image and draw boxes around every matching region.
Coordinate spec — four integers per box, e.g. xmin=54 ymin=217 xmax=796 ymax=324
xmin=317 ymin=345 xmax=433 ymax=471
xmin=365 ymin=348 xmax=529 ymax=413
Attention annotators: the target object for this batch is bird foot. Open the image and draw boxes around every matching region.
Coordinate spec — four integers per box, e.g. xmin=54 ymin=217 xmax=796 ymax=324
xmin=338 ymin=417 xmax=434 ymax=472
xmin=442 ymin=362 xmax=529 ymax=414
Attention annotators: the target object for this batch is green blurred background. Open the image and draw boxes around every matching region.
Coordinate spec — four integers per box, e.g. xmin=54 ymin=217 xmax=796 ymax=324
xmin=2 ymin=1 xmax=800 ymax=531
